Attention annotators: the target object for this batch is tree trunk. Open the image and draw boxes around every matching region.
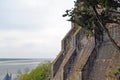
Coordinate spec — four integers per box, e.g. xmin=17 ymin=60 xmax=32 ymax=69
xmin=92 ymin=6 xmax=120 ymax=52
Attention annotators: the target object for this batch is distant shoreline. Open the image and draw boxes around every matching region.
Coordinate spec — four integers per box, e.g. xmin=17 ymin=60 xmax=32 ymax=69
xmin=0 ymin=58 xmax=53 ymax=61
xmin=0 ymin=58 xmax=53 ymax=80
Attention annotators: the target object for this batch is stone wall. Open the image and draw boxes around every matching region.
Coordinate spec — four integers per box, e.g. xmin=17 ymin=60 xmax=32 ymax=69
xmin=51 ymin=24 xmax=120 ymax=80
xmin=52 ymin=24 xmax=79 ymax=80
xmin=52 ymin=26 xmax=78 ymax=78
xmin=87 ymin=24 xmax=120 ymax=80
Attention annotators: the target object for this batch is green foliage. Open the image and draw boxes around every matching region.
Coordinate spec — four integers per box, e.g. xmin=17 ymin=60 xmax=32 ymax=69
xmin=19 ymin=62 xmax=51 ymax=80
xmin=79 ymin=63 xmax=83 ymax=70
xmin=113 ymin=67 xmax=120 ymax=76
xmin=63 ymin=0 xmax=120 ymax=51
xmin=63 ymin=0 xmax=120 ymax=33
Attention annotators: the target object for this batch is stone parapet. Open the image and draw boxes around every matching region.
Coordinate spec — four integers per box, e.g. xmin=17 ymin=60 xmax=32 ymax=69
xmin=52 ymin=24 xmax=78 ymax=79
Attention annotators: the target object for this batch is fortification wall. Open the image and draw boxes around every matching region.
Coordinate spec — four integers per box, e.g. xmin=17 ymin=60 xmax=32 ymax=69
xmin=86 ymin=24 xmax=120 ymax=80
xmin=51 ymin=24 xmax=120 ymax=80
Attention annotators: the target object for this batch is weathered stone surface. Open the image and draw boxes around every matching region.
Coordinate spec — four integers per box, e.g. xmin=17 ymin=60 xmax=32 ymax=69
xmin=51 ymin=24 xmax=120 ymax=80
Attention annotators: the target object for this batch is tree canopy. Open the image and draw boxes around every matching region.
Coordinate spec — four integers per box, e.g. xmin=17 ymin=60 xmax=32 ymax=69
xmin=63 ymin=0 xmax=120 ymax=51
xmin=19 ymin=62 xmax=51 ymax=80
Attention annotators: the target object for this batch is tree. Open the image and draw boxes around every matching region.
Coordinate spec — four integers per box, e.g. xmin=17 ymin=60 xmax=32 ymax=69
xmin=63 ymin=0 xmax=120 ymax=51
xmin=24 ymin=67 xmax=30 ymax=74
xmin=19 ymin=62 xmax=51 ymax=80
xmin=17 ymin=69 xmax=22 ymax=75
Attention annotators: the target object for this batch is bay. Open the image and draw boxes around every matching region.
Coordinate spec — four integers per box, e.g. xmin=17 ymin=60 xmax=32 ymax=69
xmin=0 ymin=58 xmax=52 ymax=80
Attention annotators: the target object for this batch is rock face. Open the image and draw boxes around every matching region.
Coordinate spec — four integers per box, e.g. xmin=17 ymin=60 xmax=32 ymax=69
xmin=51 ymin=23 xmax=120 ymax=80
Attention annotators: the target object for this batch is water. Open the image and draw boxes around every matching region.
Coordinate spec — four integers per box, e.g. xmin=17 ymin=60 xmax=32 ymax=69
xmin=0 ymin=58 xmax=52 ymax=80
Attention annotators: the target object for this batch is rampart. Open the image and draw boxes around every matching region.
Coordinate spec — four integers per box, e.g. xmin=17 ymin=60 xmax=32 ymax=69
xmin=51 ymin=23 xmax=120 ymax=80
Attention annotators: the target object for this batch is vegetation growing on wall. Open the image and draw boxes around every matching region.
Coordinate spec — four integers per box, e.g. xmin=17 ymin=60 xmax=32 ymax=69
xmin=106 ymin=50 xmax=120 ymax=80
xmin=19 ymin=62 xmax=51 ymax=80
xmin=113 ymin=67 xmax=120 ymax=76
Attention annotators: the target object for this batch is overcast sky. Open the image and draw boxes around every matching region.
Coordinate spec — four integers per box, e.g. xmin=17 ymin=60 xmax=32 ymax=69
xmin=0 ymin=0 xmax=74 ymax=58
